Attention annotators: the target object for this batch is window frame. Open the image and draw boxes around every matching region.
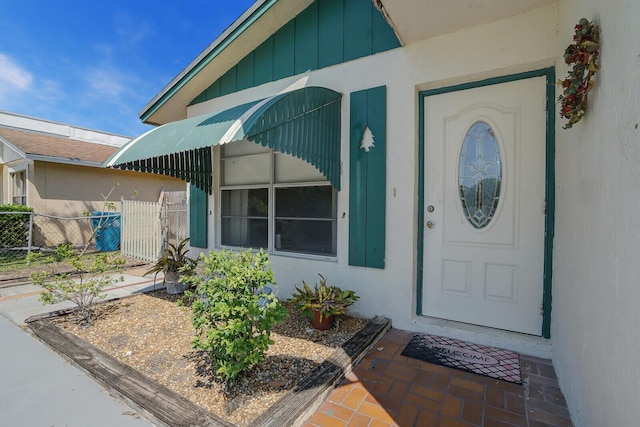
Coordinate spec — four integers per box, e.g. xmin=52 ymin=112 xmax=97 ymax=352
xmin=10 ymin=169 xmax=27 ymax=206
xmin=218 ymin=144 xmax=338 ymax=259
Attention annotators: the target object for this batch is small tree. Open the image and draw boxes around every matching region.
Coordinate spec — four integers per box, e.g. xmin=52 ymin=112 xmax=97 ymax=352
xmin=184 ymin=248 xmax=288 ymax=382
xmin=32 ymin=247 xmax=125 ymax=324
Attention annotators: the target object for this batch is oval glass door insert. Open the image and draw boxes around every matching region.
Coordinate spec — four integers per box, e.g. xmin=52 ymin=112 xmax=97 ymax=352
xmin=459 ymin=121 xmax=502 ymax=229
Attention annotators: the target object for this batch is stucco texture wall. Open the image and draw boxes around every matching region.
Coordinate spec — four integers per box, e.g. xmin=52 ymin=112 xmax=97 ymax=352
xmin=552 ymin=1 xmax=640 ymax=426
xmin=189 ymin=4 xmax=559 ymax=339
xmin=29 ymin=161 xmax=185 ymax=216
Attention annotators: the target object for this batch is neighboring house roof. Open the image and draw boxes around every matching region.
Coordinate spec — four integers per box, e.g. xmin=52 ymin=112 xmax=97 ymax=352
xmin=0 ymin=110 xmax=131 ymax=167
xmin=0 ymin=126 xmax=120 ymax=167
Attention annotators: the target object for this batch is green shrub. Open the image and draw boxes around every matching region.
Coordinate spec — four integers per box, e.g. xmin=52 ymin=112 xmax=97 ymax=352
xmin=184 ymin=248 xmax=288 ymax=382
xmin=0 ymin=204 xmax=33 ymax=248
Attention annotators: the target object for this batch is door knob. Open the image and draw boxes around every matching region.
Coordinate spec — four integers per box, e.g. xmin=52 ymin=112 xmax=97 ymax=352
xmin=426 ymin=221 xmax=435 ymax=229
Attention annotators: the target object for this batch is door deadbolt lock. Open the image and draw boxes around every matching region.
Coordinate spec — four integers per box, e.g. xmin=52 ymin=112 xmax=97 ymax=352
xmin=426 ymin=221 xmax=435 ymax=229
xmin=427 ymin=205 xmax=435 ymax=213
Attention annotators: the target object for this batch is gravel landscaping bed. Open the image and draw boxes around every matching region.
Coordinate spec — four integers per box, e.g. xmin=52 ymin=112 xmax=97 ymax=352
xmin=50 ymin=290 xmax=368 ymax=426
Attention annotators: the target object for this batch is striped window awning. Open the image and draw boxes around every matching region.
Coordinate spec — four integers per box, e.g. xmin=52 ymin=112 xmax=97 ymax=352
xmin=104 ymin=86 xmax=343 ymax=193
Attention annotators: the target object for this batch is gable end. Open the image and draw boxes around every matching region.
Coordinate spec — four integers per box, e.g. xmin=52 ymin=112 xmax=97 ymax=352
xmin=190 ymin=0 xmax=400 ymax=105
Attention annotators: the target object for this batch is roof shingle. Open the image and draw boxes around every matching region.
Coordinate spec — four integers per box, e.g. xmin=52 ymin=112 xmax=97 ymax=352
xmin=0 ymin=127 xmax=120 ymax=164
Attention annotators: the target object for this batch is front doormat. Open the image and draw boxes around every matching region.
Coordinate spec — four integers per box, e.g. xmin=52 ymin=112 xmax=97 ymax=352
xmin=401 ymin=333 xmax=522 ymax=384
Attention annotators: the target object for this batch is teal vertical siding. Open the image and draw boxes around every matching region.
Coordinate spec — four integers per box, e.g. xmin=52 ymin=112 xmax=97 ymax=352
xmin=318 ymin=0 xmax=344 ymax=68
xmin=254 ymin=37 xmax=273 ymax=85
xmin=236 ymin=54 xmax=254 ymax=90
xmin=189 ymin=184 xmax=208 ymax=248
xmin=207 ymin=79 xmax=221 ymax=100
xmin=349 ymin=86 xmax=386 ymax=269
xmin=273 ymin=21 xmax=295 ymax=80
xmin=344 ymin=0 xmax=372 ymax=61
xmin=191 ymin=0 xmax=400 ymax=106
xmin=220 ymin=68 xmax=236 ymax=96
xmin=294 ymin=1 xmax=318 ymax=74
xmin=372 ymin=5 xmax=399 ymax=53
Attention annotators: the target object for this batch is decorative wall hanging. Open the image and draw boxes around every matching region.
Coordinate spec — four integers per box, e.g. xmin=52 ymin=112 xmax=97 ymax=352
xmin=558 ymin=18 xmax=600 ymax=129
xmin=359 ymin=126 xmax=375 ymax=152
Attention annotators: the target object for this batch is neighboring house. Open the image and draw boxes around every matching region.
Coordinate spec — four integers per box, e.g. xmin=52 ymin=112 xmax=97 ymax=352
xmin=0 ymin=110 xmax=185 ymax=246
xmin=105 ymin=1 xmax=639 ymax=425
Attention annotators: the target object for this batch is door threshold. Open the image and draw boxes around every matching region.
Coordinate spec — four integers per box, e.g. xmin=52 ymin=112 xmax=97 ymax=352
xmin=409 ymin=315 xmax=552 ymax=359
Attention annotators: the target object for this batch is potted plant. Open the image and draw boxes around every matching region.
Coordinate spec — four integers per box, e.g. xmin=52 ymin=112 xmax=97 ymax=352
xmin=145 ymin=238 xmax=197 ymax=294
xmin=288 ymin=274 xmax=359 ymax=330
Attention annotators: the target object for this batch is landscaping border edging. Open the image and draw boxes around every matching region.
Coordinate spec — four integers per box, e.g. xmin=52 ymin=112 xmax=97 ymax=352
xmin=250 ymin=315 xmax=391 ymax=427
xmin=28 ymin=318 xmax=233 ymax=427
xmin=26 ymin=311 xmax=390 ymax=427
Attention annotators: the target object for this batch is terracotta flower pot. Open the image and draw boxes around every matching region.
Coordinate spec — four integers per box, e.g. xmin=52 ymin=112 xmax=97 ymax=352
xmin=311 ymin=310 xmax=335 ymax=330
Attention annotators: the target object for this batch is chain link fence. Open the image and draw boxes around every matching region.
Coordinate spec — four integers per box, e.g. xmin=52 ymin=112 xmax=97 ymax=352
xmin=0 ymin=210 xmax=34 ymax=273
xmin=0 ymin=211 xmax=120 ymax=279
xmin=162 ymin=193 xmax=189 ymax=252
xmin=1 ymin=193 xmax=188 ymax=280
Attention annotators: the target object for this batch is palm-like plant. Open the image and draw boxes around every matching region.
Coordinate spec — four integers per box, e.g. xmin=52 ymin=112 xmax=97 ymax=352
xmin=145 ymin=238 xmax=197 ymax=292
xmin=289 ymin=274 xmax=359 ymax=329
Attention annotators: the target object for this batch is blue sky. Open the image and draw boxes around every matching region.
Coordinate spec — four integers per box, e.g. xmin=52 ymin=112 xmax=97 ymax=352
xmin=0 ymin=0 xmax=255 ymax=137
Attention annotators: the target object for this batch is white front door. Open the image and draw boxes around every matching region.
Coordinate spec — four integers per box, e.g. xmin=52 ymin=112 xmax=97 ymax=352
xmin=422 ymin=76 xmax=547 ymax=335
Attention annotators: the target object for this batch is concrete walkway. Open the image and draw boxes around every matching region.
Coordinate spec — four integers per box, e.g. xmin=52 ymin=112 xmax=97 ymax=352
xmin=0 ymin=267 xmax=161 ymax=325
xmin=0 ymin=271 xmax=159 ymax=427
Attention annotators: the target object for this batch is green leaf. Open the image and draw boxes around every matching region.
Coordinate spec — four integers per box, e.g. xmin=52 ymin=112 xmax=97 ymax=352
xmin=184 ymin=248 xmax=287 ymax=383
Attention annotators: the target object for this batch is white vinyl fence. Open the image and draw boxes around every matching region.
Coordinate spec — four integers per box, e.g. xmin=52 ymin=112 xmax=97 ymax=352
xmin=120 ymin=192 xmax=188 ymax=262
xmin=120 ymin=200 xmax=163 ymax=262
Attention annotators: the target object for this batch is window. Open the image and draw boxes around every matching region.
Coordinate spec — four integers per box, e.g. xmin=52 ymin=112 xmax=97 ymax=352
xmin=276 ymin=186 xmax=337 ymax=255
xmin=220 ymin=140 xmax=337 ymax=256
xmin=221 ymin=188 xmax=269 ymax=248
xmin=458 ymin=121 xmax=502 ymax=229
xmin=11 ymin=171 xmax=26 ymax=205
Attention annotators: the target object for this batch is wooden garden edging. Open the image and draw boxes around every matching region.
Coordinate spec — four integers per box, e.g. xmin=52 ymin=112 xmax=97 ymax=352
xmin=26 ymin=313 xmax=390 ymax=427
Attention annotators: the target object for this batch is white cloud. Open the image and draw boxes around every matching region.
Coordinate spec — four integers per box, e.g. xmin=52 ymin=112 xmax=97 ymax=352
xmin=0 ymin=53 xmax=32 ymax=90
xmin=86 ymin=68 xmax=126 ymax=98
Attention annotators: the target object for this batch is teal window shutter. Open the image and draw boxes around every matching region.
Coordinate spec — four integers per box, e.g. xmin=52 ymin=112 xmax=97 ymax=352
xmin=349 ymin=86 xmax=386 ymax=268
xmin=189 ymin=184 xmax=208 ymax=248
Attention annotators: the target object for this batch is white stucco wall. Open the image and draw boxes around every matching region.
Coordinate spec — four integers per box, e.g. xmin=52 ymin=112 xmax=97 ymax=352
xmin=551 ymin=1 xmax=640 ymax=426
xmin=185 ymin=2 xmax=640 ymax=424
xmin=188 ymin=3 xmax=559 ymax=343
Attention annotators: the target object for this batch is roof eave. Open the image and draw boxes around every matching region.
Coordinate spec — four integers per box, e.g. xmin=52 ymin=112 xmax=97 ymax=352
xmin=27 ymin=154 xmax=105 ymax=168
xmin=374 ymin=0 xmax=555 ymax=46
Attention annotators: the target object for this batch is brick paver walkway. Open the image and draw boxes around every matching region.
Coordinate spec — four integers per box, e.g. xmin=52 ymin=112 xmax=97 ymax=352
xmin=304 ymin=328 xmax=572 ymax=427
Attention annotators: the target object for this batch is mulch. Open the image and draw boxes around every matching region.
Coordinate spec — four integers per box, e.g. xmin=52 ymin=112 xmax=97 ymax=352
xmin=51 ymin=291 xmax=368 ymax=426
